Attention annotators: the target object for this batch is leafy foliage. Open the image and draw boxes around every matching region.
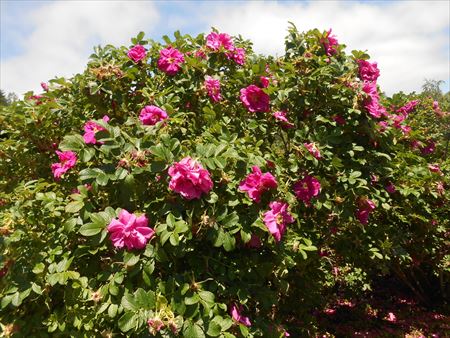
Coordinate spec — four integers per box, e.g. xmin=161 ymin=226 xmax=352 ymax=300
xmin=0 ymin=26 xmax=448 ymax=337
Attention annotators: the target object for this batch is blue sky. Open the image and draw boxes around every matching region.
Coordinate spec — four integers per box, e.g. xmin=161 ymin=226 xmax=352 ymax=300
xmin=1 ymin=0 xmax=449 ymax=96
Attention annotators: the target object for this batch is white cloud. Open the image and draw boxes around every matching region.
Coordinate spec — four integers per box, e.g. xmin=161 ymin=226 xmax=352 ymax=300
xmin=2 ymin=1 xmax=449 ymax=96
xmin=1 ymin=1 xmax=159 ymax=96
xmin=198 ymin=1 xmax=450 ymax=94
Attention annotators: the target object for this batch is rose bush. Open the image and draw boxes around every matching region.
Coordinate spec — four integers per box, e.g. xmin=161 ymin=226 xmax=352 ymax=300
xmin=0 ymin=26 xmax=448 ymax=337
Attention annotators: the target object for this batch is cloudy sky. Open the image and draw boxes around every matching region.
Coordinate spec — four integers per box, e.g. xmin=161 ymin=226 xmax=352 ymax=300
xmin=1 ymin=0 xmax=449 ymax=97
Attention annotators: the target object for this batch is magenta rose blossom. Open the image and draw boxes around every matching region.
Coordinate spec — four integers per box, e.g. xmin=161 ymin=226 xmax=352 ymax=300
xmin=357 ymin=59 xmax=380 ymax=82
xmin=239 ymin=166 xmax=278 ymax=203
xmin=362 ymin=81 xmax=386 ymax=118
xmin=230 ymin=304 xmax=251 ymax=327
xmin=139 ymin=105 xmax=168 ymax=125
xmin=428 ymin=164 xmax=443 ymax=176
xmin=157 ymin=47 xmax=185 ymax=75
xmin=206 ymin=32 xmax=234 ymax=51
xmin=293 ymin=175 xmax=321 ymax=206
xmin=107 ymin=210 xmax=155 ymax=250
xmin=322 ymin=29 xmax=339 ymax=56
xmin=240 ymin=85 xmax=270 ymax=113
xmin=304 ymin=142 xmax=322 ymax=159
xmin=263 ymin=201 xmax=295 ymax=242
xmin=127 ymin=44 xmax=147 ymax=63
xmin=273 ymin=111 xmax=294 ymax=129
xmin=333 ymin=114 xmax=346 ymax=125
xmin=355 ymin=198 xmax=376 ymax=225
xmin=378 ymin=121 xmax=389 ymax=132
xmin=421 ymin=140 xmax=436 ymax=155
xmin=83 ymin=115 xmax=110 ymax=144
xmin=40 ymin=82 xmax=49 ymax=91
xmin=260 ymin=76 xmax=270 ymax=88
xmin=396 ymin=100 xmax=419 ymax=116
xmin=168 ymin=157 xmax=213 ymax=200
xmin=204 ymin=76 xmax=222 ymax=102
xmin=385 ymin=182 xmax=396 ymax=194
xmin=246 ymin=234 xmax=262 ymax=248
xmin=226 ymin=47 xmax=246 ymax=65
xmin=51 ymin=150 xmax=77 ymax=179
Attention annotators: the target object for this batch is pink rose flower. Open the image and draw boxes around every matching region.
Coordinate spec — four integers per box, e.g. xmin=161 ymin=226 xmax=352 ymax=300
xmin=127 ymin=44 xmax=147 ymax=63
xmin=107 ymin=210 xmax=154 ymax=250
xmin=239 ymin=166 xmax=277 ymax=203
xmin=357 ymin=59 xmax=380 ymax=82
xmin=230 ymin=303 xmax=251 ymax=327
xmin=428 ymin=164 xmax=443 ymax=176
xmin=273 ymin=111 xmax=294 ymax=129
xmin=40 ymin=82 xmax=49 ymax=91
xmin=333 ymin=114 xmax=346 ymax=125
xmin=385 ymin=182 xmax=396 ymax=194
xmin=204 ymin=76 xmax=222 ymax=102
xmin=226 ymin=47 xmax=246 ymax=65
xmin=83 ymin=115 xmax=110 ymax=144
xmin=51 ymin=150 xmax=77 ymax=179
xmin=246 ymin=234 xmax=262 ymax=248
xmin=370 ymin=174 xmax=379 ymax=185
xmin=378 ymin=121 xmax=389 ymax=132
xmin=263 ymin=201 xmax=295 ymax=242
xmin=293 ymin=175 xmax=321 ymax=206
xmin=397 ymin=100 xmax=419 ymax=116
xmin=168 ymin=157 xmax=213 ymax=200
xmin=29 ymin=95 xmax=44 ymax=105
xmin=436 ymin=181 xmax=445 ymax=196
xmin=240 ymin=85 xmax=270 ymax=113
xmin=421 ymin=141 xmax=435 ymax=155
xmin=206 ymin=32 xmax=234 ymax=51
xmin=322 ymin=29 xmax=339 ymax=56
xmin=399 ymin=125 xmax=411 ymax=135
xmin=410 ymin=140 xmax=420 ymax=149
xmin=157 ymin=47 xmax=184 ymax=76
xmin=304 ymin=142 xmax=322 ymax=159
xmin=260 ymin=76 xmax=270 ymax=88
xmin=139 ymin=105 xmax=168 ymax=125
xmin=355 ymin=198 xmax=376 ymax=224
xmin=195 ymin=49 xmax=207 ymax=59
xmin=148 ymin=318 xmax=165 ymax=335
xmin=362 ymin=81 xmax=386 ymax=119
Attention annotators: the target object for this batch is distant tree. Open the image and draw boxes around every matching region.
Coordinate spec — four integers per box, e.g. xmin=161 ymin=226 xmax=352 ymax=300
xmin=421 ymin=79 xmax=444 ymax=100
xmin=0 ymin=89 xmax=8 ymax=106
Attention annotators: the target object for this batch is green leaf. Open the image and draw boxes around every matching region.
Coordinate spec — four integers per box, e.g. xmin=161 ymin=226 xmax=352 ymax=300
xmin=108 ymin=303 xmax=118 ymax=318
xmin=65 ymin=200 xmax=84 ymax=213
xmin=135 ymin=289 xmax=155 ymax=309
xmin=96 ymin=171 xmax=109 ymax=186
xmin=59 ymin=134 xmax=85 ymax=151
xmin=33 ymin=263 xmax=45 ymax=274
xmin=118 ymin=312 xmax=138 ymax=332
xmin=79 ymin=222 xmax=104 ymax=236
xmin=185 ymin=293 xmax=200 ymax=305
xmin=150 ymin=144 xmax=173 ymax=162
xmin=183 ymin=321 xmax=205 ymax=338
xmin=199 ymin=290 xmax=215 ymax=304
xmin=124 ymin=252 xmax=140 ymax=267
xmin=79 ymin=168 xmax=102 ymax=181
xmin=223 ymin=233 xmax=236 ymax=252
xmin=206 ymin=320 xmax=222 ymax=337
xmin=121 ymin=293 xmax=139 ymax=311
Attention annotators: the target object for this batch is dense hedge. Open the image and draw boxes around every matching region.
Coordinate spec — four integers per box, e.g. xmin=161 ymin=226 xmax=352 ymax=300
xmin=0 ymin=25 xmax=448 ymax=337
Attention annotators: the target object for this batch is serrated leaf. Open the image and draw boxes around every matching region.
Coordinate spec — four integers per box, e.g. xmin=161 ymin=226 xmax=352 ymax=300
xmin=183 ymin=321 xmax=205 ymax=338
xmin=65 ymin=200 xmax=84 ymax=213
xmin=121 ymin=293 xmax=139 ymax=311
xmin=118 ymin=312 xmax=138 ymax=332
xmin=79 ymin=222 xmax=104 ymax=236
